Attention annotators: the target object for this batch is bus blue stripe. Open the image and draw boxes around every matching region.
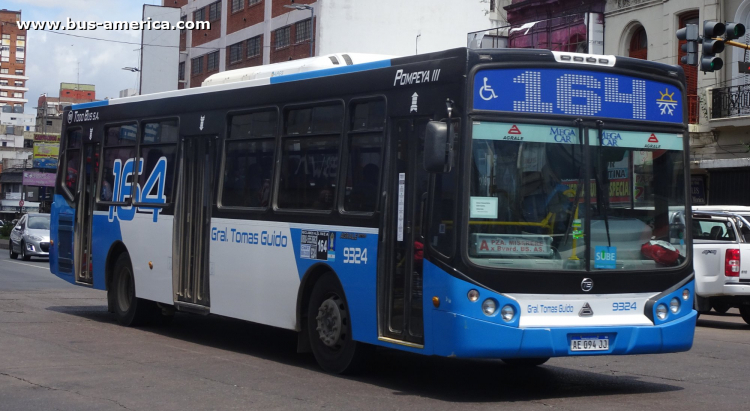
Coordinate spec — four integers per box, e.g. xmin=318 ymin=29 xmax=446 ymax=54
xmin=270 ymin=59 xmax=392 ymax=84
xmin=71 ymin=100 xmax=109 ymax=110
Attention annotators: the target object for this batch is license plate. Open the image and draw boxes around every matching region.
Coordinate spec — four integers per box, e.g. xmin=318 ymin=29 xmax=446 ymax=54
xmin=570 ymin=336 xmax=609 ymax=351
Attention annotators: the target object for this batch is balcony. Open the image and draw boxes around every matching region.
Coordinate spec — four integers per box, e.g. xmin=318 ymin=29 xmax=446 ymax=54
xmin=710 ymin=84 xmax=750 ymax=119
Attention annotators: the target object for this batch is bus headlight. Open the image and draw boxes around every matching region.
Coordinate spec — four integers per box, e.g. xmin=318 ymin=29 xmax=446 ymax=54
xmin=501 ymin=305 xmax=515 ymax=322
xmin=682 ymin=289 xmax=690 ymax=301
xmin=670 ymin=297 xmax=680 ymax=313
xmin=467 ymin=289 xmax=479 ymax=302
xmin=482 ymin=299 xmax=497 ymax=316
xmin=656 ymin=304 xmax=668 ymax=320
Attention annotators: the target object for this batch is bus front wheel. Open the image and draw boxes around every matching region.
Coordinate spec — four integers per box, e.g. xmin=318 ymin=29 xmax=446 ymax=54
xmin=112 ymin=253 xmax=153 ymax=326
xmin=307 ymin=273 xmax=370 ymax=374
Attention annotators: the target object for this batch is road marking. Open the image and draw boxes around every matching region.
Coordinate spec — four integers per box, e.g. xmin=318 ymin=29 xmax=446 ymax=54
xmin=2 ymin=260 xmax=49 ymax=270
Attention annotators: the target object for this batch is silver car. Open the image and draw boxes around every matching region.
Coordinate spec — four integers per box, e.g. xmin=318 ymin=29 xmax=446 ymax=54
xmin=9 ymin=213 xmax=51 ymax=260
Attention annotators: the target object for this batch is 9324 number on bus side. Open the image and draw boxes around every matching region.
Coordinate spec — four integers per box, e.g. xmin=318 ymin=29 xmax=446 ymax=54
xmin=343 ymin=247 xmax=368 ymax=264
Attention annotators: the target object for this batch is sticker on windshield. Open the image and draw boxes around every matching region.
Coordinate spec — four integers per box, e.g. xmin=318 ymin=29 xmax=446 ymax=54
xmin=473 ymin=122 xmax=579 ymax=145
xmin=594 ymin=246 xmax=617 ymax=269
xmin=470 ymin=197 xmax=499 ymax=219
xmin=590 ymin=130 xmax=683 ymax=151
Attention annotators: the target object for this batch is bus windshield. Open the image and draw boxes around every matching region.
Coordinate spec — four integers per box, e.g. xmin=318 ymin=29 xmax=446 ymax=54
xmin=468 ymin=121 xmax=686 ymax=271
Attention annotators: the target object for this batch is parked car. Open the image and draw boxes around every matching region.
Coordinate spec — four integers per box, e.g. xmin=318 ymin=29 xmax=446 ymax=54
xmin=9 ymin=213 xmax=51 ymax=261
xmin=691 ymin=210 xmax=750 ymax=323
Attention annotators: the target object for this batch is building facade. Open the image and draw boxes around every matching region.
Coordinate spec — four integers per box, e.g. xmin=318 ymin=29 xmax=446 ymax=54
xmin=164 ymin=0 xmax=492 ymax=88
xmin=604 ymin=0 xmax=750 ymax=206
xmin=0 ymin=9 xmax=27 ymax=112
xmin=36 ymin=83 xmax=97 ymax=134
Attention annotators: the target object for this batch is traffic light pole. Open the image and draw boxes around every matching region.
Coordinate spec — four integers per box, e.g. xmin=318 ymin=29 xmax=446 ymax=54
xmin=718 ymin=38 xmax=750 ymax=50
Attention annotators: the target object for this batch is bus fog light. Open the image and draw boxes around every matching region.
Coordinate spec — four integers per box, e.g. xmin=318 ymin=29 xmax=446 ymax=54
xmin=656 ymin=304 xmax=668 ymax=320
xmin=682 ymin=289 xmax=690 ymax=301
xmin=670 ymin=297 xmax=680 ymax=313
xmin=501 ymin=305 xmax=515 ymax=322
xmin=467 ymin=289 xmax=479 ymax=302
xmin=482 ymin=299 xmax=497 ymax=316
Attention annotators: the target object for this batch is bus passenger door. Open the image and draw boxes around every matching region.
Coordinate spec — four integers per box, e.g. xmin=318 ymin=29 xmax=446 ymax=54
xmin=74 ymin=142 xmax=99 ymax=285
xmin=173 ymin=136 xmax=216 ymax=309
xmin=381 ymin=118 xmax=429 ymax=346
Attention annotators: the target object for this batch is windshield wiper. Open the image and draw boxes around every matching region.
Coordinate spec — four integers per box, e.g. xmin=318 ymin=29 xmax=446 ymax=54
xmin=595 ymin=120 xmax=612 ymax=248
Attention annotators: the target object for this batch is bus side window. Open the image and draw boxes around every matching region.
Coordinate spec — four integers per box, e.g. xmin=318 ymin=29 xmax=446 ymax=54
xmin=278 ymin=104 xmax=343 ymax=211
xmin=221 ymin=111 xmax=277 ymax=208
xmin=137 ymin=120 xmax=179 ymax=206
xmin=344 ymin=100 xmax=385 ymax=213
xmin=429 ymin=121 xmax=459 ymax=257
xmin=100 ymin=124 xmax=137 ymax=203
xmin=62 ymin=128 xmax=83 ymax=198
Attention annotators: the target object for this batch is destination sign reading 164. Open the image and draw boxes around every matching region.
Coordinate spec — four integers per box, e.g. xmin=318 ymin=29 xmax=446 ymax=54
xmin=473 ymin=68 xmax=683 ymax=124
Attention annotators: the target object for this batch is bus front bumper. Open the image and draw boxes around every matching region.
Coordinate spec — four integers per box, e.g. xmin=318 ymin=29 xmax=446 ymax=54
xmin=430 ymin=309 xmax=697 ymax=358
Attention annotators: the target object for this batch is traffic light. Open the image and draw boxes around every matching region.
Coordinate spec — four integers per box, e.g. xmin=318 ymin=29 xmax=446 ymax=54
xmin=701 ymin=21 xmax=726 ymax=72
xmin=676 ymin=23 xmax=699 ymax=66
xmin=725 ymin=22 xmax=746 ymax=40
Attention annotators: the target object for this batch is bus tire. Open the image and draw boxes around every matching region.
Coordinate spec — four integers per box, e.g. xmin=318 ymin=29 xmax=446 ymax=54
xmin=501 ymin=357 xmax=550 ymax=366
xmin=9 ymin=242 xmax=18 ymax=259
xmin=112 ymin=253 xmax=152 ymax=326
xmin=739 ymin=306 xmax=750 ymax=326
xmin=307 ymin=273 xmax=370 ymax=374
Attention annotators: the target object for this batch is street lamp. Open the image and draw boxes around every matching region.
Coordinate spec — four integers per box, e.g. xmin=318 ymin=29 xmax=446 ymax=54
xmin=283 ymin=3 xmax=314 ymax=57
xmin=121 ymin=67 xmax=140 ymax=72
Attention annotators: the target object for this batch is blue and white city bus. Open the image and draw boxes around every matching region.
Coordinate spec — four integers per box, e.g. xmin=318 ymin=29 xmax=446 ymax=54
xmin=50 ymin=47 xmax=696 ymax=373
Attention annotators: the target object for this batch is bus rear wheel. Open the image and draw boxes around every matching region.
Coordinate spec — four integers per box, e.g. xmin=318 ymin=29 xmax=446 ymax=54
xmin=112 ymin=253 xmax=153 ymax=326
xmin=501 ymin=357 xmax=550 ymax=366
xmin=307 ymin=273 xmax=370 ymax=374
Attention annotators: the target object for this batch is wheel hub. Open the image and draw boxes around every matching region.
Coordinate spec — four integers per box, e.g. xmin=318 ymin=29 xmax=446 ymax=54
xmin=316 ymin=297 xmax=343 ymax=347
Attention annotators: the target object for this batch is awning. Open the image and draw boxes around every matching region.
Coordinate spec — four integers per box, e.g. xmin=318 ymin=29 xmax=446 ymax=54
xmin=691 ymin=158 xmax=750 ymax=169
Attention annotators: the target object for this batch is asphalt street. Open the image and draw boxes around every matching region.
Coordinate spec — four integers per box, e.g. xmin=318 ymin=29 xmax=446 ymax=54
xmin=1 ymin=252 xmax=749 ymax=410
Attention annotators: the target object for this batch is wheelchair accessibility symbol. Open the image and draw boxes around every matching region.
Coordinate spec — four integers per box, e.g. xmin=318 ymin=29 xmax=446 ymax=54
xmin=479 ymin=77 xmax=498 ymax=101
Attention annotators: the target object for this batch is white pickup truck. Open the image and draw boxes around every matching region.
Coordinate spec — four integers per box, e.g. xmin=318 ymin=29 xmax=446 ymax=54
xmin=692 ymin=211 xmax=750 ymax=324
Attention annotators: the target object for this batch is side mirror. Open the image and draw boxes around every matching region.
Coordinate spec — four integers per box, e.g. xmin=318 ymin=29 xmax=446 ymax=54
xmin=424 ymin=121 xmax=453 ymax=173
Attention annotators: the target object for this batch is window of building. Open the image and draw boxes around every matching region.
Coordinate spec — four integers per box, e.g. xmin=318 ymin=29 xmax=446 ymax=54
xmin=208 ymin=1 xmax=222 ymax=22
xmin=295 ymin=19 xmax=311 ymax=44
xmin=231 ymin=0 xmax=244 ymax=13
xmin=46 ymin=120 xmax=53 ymax=126
xmin=0 ymin=46 xmax=8 ymax=62
xmin=229 ymin=42 xmax=243 ymax=64
xmin=0 ymin=68 xmax=7 ymax=74
xmin=178 ymin=62 xmax=185 ymax=81
xmin=278 ymin=104 xmax=344 ymax=210
xmin=0 ymin=91 xmax=7 ymax=97
xmin=136 ymin=120 xmax=179 ymax=206
xmin=16 ymin=59 xmax=24 ymax=64
xmin=207 ymin=50 xmax=220 ymax=71
xmin=100 ymin=124 xmax=138 ymax=203
xmin=247 ymin=36 xmax=261 ymax=58
xmin=192 ymin=56 xmax=203 ymax=75
xmin=15 ymin=69 xmax=23 ymax=75
xmin=15 ymin=81 xmax=23 ymax=87
xmin=249 ymin=0 xmax=261 ymax=5
xmin=194 ymin=7 xmax=206 ymax=22
xmin=24 ymin=139 xmax=33 ymax=148
xmin=0 ymin=80 xmax=7 ymax=86
xmin=0 ymin=34 xmax=8 ymax=46
xmin=221 ymin=110 xmax=278 ymax=208
xmin=275 ymin=26 xmax=291 ymax=49
xmin=180 ymin=15 xmax=187 ymax=32
xmin=629 ymin=26 xmax=648 ymax=60
xmin=13 ymin=92 xmax=22 ymax=98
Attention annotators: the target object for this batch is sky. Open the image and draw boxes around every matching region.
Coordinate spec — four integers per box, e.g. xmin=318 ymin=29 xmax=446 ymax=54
xmin=6 ymin=0 xmax=164 ymax=114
